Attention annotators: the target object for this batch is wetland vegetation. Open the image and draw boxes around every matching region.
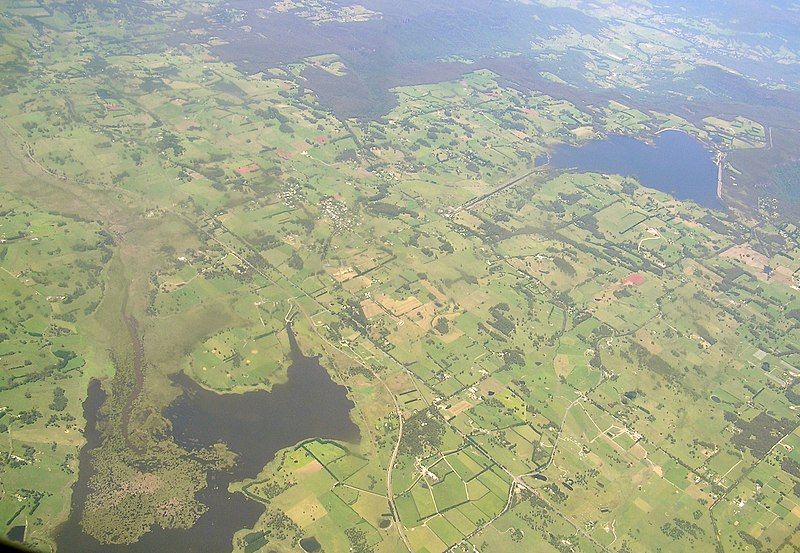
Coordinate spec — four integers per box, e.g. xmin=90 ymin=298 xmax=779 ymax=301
xmin=56 ymin=327 xmax=357 ymax=552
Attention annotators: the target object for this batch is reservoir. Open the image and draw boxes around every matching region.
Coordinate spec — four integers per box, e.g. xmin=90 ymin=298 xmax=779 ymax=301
xmin=550 ymin=130 xmax=723 ymax=210
xmin=56 ymin=326 xmax=359 ymax=552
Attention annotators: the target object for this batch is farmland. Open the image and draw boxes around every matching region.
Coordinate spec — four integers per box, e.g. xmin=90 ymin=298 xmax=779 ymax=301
xmin=0 ymin=1 xmax=799 ymax=553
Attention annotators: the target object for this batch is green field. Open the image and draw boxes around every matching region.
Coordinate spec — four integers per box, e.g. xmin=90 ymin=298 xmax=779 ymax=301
xmin=0 ymin=1 xmax=799 ymax=553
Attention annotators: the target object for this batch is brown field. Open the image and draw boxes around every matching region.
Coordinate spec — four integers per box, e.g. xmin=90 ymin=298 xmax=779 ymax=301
xmin=175 ymin=119 xmax=199 ymax=131
xmin=554 ymin=354 xmax=571 ymax=378
xmin=453 ymin=211 xmax=485 ymax=231
xmin=328 ymin=265 xmax=358 ymax=282
xmin=629 ymin=442 xmax=648 ymax=460
xmin=378 ymin=295 xmax=422 ymax=316
xmin=444 ymin=400 xmax=473 ymax=418
xmin=477 ymin=377 xmax=505 ymax=398
xmin=622 ymin=272 xmax=646 ymax=286
xmin=11 ymin=427 xmax=84 ymax=447
xmin=296 ymin=459 xmax=323 ymax=475
xmin=285 ymin=495 xmax=327 ymax=527
xmin=235 ymin=163 xmax=260 ymax=175
xmin=635 ymin=328 xmax=663 ymax=354
xmin=385 ymin=369 xmax=417 ymax=395
xmin=420 ymin=279 xmax=448 ymax=303
xmin=360 ymin=298 xmax=384 ymax=319
xmin=387 ymin=320 xmax=426 ymax=347
xmin=407 ymin=301 xmax=437 ymax=330
xmin=770 ymin=265 xmax=796 ymax=288
xmin=720 ymin=244 xmax=770 ymax=280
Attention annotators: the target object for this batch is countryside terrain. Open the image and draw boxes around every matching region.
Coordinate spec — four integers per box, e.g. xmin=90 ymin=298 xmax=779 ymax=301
xmin=0 ymin=1 xmax=799 ymax=552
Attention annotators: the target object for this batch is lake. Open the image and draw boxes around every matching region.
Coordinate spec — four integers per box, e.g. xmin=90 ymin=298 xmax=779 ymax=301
xmin=550 ymin=130 xmax=723 ymax=210
xmin=56 ymin=326 xmax=359 ymax=553
xmin=7 ymin=525 xmax=25 ymax=543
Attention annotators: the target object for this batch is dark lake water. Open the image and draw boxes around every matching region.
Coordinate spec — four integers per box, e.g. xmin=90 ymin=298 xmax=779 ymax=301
xmin=7 ymin=525 xmax=25 ymax=543
xmin=550 ymin=130 xmax=723 ymax=210
xmin=56 ymin=326 xmax=359 ymax=553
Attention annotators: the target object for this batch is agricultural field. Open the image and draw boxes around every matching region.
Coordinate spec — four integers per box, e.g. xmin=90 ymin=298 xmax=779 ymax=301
xmin=0 ymin=1 xmax=798 ymax=553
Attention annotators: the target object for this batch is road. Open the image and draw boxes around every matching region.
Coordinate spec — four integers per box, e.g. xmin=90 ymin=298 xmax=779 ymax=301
xmin=716 ymin=150 xmax=726 ymax=201
xmin=454 ymin=167 xmax=548 ymax=213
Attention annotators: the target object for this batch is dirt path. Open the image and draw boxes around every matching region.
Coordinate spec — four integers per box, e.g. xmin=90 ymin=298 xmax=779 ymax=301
xmin=384 ymin=389 xmax=408 ymax=550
